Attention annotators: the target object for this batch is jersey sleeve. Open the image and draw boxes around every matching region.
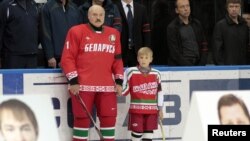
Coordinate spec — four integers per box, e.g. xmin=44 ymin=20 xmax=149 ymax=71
xmin=112 ymin=30 xmax=124 ymax=82
xmin=157 ymin=91 xmax=164 ymax=110
xmin=60 ymin=26 xmax=81 ymax=84
xmin=122 ymin=68 xmax=130 ymax=96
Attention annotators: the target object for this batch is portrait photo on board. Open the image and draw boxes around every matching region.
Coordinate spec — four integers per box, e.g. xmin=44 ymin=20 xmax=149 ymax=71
xmin=182 ymin=90 xmax=250 ymax=141
xmin=0 ymin=95 xmax=59 ymax=141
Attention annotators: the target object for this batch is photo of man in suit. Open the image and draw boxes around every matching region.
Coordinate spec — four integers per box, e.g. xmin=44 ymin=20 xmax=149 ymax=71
xmin=115 ymin=0 xmax=151 ymax=67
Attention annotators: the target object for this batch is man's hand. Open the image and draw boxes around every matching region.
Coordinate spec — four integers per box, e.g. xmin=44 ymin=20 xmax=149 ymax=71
xmin=115 ymin=84 xmax=122 ymax=96
xmin=68 ymin=84 xmax=80 ymax=95
xmin=48 ymin=57 xmax=57 ymax=68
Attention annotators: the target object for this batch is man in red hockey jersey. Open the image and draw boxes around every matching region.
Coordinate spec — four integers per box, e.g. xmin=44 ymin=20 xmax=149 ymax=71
xmin=60 ymin=5 xmax=124 ymax=141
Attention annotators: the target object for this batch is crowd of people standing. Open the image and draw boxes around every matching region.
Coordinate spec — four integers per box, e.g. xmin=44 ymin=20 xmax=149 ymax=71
xmin=0 ymin=0 xmax=250 ymax=140
xmin=0 ymin=0 xmax=249 ymax=68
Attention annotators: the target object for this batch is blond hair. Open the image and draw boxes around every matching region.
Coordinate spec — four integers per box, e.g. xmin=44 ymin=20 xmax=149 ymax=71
xmin=137 ymin=47 xmax=153 ymax=57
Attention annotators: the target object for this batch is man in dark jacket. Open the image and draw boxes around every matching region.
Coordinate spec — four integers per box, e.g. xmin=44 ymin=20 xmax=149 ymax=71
xmin=212 ymin=0 xmax=250 ymax=65
xmin=41 ymin=0 xmax=82 ymax=68
xmin=167 ymin=0 xmax=208 ymax=66
xmin=115 ymin=0 xmax=151 ymax=67
xmin=0 ymin=0 xmax=40 ymax=68
xmin=79 ymin=0 xmax=122 ymax=32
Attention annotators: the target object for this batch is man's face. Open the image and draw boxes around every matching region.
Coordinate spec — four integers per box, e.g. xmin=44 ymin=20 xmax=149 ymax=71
xmin=175 ymin=0 xmax=191 ymax=19
xmin=0 ymin=109 xmax=37 ymax=141
xmin=220 ymin=103 xmax=250 ymax=125
xmin=243 ymin=14 xmax=250 ymax=27
xmin=88 ymin=6 xmax=105 ymax=27
xmin=227 ymin=3 xmax=241 ymax=19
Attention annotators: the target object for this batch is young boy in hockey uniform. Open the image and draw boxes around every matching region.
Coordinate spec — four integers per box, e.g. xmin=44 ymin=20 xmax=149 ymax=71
xmin=122 ymin=47 xmax=164 ymax=141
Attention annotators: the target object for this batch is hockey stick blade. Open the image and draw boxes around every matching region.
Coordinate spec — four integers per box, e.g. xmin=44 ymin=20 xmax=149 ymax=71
xmin=76 ymin=95 xmax=104 ymax=140
xmin=159 ymin=119 xmax=166 ymax=141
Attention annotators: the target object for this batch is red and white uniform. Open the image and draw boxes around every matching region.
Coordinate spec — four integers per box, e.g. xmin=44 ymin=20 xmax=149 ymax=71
xmin=61 ymin=24 xmax=123 ymax=91
xmin=61 ymin=24 xmax=124 ymax=141
xmin=122 ymin=66 xmax=163 ymax=114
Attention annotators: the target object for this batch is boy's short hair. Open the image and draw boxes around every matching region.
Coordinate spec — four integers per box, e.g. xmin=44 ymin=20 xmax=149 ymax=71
xmin=137 ymin=47 xmax=153 ymax=57
xmin=226 ymin=0 xmax=242 ymax=7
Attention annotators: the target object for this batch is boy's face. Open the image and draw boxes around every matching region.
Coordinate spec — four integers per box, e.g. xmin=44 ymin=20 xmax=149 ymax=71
xmin=137 ymin=54 xmax=153 ymax=68
xmin=220 ymin=103 xmax=250 ymax=125
xmin=0 ymin=109 xmax=37 ymax=141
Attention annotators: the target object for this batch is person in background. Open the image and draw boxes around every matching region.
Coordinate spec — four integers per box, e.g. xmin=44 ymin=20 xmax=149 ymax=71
xmin=40 ymin=0 xmax=82 ymax=68
xmin=115 ymin=0 xmax=151 ymax=67
xmin=151 ymin=0 xmax=170 ymax=65
xmin=243 ymin=12 xmax=250 ymax=38
xmin=79 ymin=0 xmax=122 ymax=32
xmin=243 ymin=12 xmax=250 ymax=63
xmin=60 ymin=5 xmax=124 ymax=141
xmin=212 ymin=0 xmax=250 ymax=65
xmin=243 ymin=12 xmax=250 ymax=28
xmin=0 ymin=0 xmax=40 ymax=68
xmin=167 ymin=0 xmax=208 ymax=66
xmin=121 ymin=47 xmax=164 ymax=141
xmin=218 ymin=94 xmax=250 ymax=125
xmin=0 ymin=99 xmax=39 ymax=141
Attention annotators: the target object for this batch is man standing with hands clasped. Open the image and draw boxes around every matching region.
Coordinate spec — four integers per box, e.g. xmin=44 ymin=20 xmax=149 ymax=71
xmin=61 ymin=5 xmax=124 ymax=141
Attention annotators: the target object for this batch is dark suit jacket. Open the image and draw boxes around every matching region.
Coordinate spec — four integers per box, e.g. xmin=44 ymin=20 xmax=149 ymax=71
xmin=115 ymin=1 xmax=151 ymax=65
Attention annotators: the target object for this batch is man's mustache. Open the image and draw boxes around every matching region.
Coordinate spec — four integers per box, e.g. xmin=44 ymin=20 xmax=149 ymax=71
xmin=95 ymin=19 xmax=102 ymax=23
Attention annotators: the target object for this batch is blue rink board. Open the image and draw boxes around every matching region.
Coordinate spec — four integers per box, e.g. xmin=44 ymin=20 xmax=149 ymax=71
xmin=1 ymin=65 xmax=250 ymax=95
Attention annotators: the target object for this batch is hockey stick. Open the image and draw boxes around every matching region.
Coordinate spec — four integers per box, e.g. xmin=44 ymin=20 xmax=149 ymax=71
xmin=159 ymin=119 xmax=166 ymax=141
xmin=75 ymin=95 xmax=104 ymax=140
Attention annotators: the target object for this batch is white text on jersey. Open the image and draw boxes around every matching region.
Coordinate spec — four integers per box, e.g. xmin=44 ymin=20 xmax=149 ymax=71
xmin=84 ymin=43 xmax=115 ymax=53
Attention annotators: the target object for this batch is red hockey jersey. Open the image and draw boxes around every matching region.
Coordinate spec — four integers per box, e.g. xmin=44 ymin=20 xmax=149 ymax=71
xmin=122 ymin=66 xmax=163 ymax=114
xmin=61 ymin=24 xmax=123 ymax=92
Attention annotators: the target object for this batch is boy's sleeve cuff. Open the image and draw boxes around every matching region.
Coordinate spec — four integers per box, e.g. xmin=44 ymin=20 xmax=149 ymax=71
xmin=69 ymin=77 xmax=79 ymax=85
xmin=115 ymin=79 xmax=123 ymax=86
